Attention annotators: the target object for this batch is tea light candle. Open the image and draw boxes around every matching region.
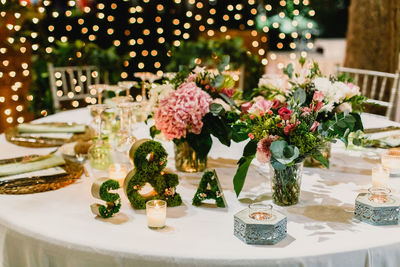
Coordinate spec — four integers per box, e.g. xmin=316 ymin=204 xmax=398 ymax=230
xmin=248 ymin=203 xmax=273 ymax=221
xmin=381 ymin=150 xmax=400 ymax=174
xmin=146 ymin=200 xmax=166 ymax=229
xmin=371 ymin=166 xmax=390 ymax=188
xmin=108 ymin=164 xmax=127 ymax=187
xmin=368 ymin=187 xmax=391 ymax=204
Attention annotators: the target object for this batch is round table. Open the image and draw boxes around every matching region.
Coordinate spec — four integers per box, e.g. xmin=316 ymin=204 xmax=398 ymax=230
xmin=0 ymin=109 xmax=399 ymax=267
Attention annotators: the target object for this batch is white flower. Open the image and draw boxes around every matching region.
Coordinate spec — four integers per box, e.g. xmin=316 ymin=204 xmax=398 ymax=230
xmin=148 ymin=83 xmax=174 ymax=109
xmin=336 ymin=102 xmax=352 ymax=113
xmin=326 ymin=81 xmax=346 ymax=104
xmin=320 ymin=102 xmax=335 ymax=112
xmin=313 ymin=77 xmax=332 ymax=95
xmin=212 ymin=98 xmax=231 ymax=112
xmin=293 ymin=68 xmax=311 ymax=85
xmin=345 ymin=83 xmax=361 ymax=99
xmin=258 ymin=75 xmax=287 ymax=89
xmin=275 ymin=95 xmax=286 ymax=103
xmin=192 ymin=66 xmax=206 ymax=75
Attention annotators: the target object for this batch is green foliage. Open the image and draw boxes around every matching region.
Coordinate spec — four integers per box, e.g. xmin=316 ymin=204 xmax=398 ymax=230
xmin=96 ymin=179 xmax=121 ymax=218
xmin=233 ymin=140 xmax=257 ymax=196
xmin=166 ymin=37 xmax=264 ymax=98
xmin=126 ymin=140 xmax=182 ymax=209
xmin=270 ymin=140 xmax=299 ymax=167
xmin=129 ymin=140 xmax=167 ymax=175
xmin=192 ymin=170 xmax=226 ymax=208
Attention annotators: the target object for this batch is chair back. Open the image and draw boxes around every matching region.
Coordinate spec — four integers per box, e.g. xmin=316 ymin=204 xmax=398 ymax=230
xmin=48 ymin=63 xmax=101 ymax=111
xmin=335 ymin=66 xmax=400 ymax=119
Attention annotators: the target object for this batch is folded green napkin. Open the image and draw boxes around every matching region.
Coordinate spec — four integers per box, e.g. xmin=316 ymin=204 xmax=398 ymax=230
xmin=17 ymin=123 xmax=85 ymax=133
xmin=0 ymin=155 xmax=66 ymax=177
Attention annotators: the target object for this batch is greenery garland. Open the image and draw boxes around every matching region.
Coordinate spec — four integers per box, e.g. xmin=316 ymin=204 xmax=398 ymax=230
xmin=125 ymin=139 xmax=182 ymax=209
xmin=91 ymin=178 xmax=121 ymax=219
xmin=192 ymin=169 xmax=226 ymax=208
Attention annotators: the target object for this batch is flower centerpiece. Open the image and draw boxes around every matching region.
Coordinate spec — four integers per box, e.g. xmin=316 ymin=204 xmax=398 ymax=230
xmin=233 ymin=58 xmax=366 ymax=205
xmin=150 ymin=57 xmax=245 ymax=172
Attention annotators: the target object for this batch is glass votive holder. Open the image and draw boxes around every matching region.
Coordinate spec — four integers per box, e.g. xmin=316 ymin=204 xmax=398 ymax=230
xmin=368 ymin=187 xmax=391 ymax=204
xmin=248 ymin=203 xmax=273 ymax=221
xmin=108 ymin=163 xmax=127 ymax=187
xmin=371 ymin=166 xmax=390 ymax=188
xmin=381 ymin=151 xmax=400 ymax=175
xmin=146 ymin=200 xmax=167 ymax=229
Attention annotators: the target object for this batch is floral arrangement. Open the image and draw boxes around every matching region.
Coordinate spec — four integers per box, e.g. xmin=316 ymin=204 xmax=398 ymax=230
xmin=150 ymin=58 xmax=245 ymax=163
xmin=233 ymin=58 xmax=366 ymax=202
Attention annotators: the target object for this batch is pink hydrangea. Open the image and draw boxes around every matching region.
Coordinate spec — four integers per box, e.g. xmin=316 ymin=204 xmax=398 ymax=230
xmin=256 ymin=135 xmax=279 ymax=164
xmin=155 ymin=82 xmax=212 ymax=140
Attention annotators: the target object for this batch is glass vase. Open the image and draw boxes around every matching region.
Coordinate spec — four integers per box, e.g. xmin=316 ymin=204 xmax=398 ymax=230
xmin=174 ymin=140 xmax=207 ymax=173
xmin=270 ymin=161 xmax=304 ymax=206
xmin=304 ymin=143 xmax=331 ymax=168
xmin=89 ymin=137 xmax=113 ymax=170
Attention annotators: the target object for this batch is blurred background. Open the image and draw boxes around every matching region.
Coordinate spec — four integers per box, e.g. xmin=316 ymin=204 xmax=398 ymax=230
xmin=0 ymin=0 xmax=399 ymax=131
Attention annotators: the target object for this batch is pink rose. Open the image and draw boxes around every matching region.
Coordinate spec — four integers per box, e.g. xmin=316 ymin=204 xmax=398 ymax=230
xmin=272 ymin=99 xmax=281 ymax=109
xmin=278 ymin=107 xmax=292 ymax=121
xmin=221 ymin=88 xmax=235 ymax=98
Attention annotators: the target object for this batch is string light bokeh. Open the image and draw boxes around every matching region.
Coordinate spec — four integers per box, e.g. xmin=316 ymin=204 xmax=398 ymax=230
xmin=0 ymin=0 xmax=316 ymax=130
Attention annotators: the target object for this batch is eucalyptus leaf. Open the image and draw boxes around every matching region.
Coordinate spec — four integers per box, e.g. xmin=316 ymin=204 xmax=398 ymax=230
xmin=294 ymin=88 xmax=306 ymax=105
xmin=218 ymin=55 xmax=230 ymax=72
xmin=212 ymin=75 xmax=224 ymax=88
xmin=283 ymin=63 xmax=294 ymax=78
xmin=210 ymin=103 xmax=225 ymax=116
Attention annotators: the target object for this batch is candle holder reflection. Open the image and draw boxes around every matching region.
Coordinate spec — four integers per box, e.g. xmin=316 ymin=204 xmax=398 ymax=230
xmin=368 ymin=187 xmax=391 ymax=204
xmin=248 ymin=203 xmax=273 ymax=221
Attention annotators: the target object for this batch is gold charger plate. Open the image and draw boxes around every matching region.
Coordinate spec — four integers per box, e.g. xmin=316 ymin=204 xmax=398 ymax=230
xmin=0 ymin=160 xmax=83 ymax=194
xmin=5 ymin=123 xmax=94 ymax=148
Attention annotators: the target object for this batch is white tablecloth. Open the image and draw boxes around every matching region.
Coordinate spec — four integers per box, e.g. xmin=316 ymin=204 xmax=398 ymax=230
xmin=0 ymin=109 xmax=399 ymax=267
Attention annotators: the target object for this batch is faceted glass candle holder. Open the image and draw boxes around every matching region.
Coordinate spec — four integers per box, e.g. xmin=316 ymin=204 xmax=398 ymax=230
xmin=354 ymin=188 xmax=400 ymax=226
xmin=368 ymin=187 xmax=391 ymax=204
xmin=234 ymin=207 xmax=287 ymax=245
xmin=248 ymin=203 xmax=273 ymax=221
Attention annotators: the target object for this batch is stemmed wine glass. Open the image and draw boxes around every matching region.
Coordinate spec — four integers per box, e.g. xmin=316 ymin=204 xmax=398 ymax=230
xmin=118 ymin=81 xmax=138 ymax=97
xmin=105 ymin=85 xmax=124 ymax=97
xmin=88 ymin=104 xmax=109 ymax=137
xmin=88 ymin=84 xmax=108 ymax=104
xmin=114 ymin=102 xmax=138 ymax=154
xmin=134 ymin=72 xmax=161 ymax=100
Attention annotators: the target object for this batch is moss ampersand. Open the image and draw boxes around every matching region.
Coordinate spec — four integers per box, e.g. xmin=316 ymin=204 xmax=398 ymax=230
xmin=124 ymin=139 xmax=182 ymax=209
xmin=90 ymin=178 xmax=121 ymax=218
xmin=192 ymin=169 xmax=226 ymax=208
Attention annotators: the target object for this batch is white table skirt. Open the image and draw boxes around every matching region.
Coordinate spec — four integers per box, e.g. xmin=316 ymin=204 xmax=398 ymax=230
xmin=0 ymin=108 xmax=399 ymax=267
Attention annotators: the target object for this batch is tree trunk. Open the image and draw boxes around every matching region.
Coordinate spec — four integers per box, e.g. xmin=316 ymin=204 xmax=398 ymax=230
xmin=345 ymin=0 xmax=400 ymax=120
xmin=345 ymin=0 xmax=400 ymax=73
